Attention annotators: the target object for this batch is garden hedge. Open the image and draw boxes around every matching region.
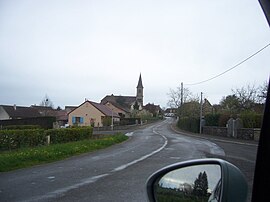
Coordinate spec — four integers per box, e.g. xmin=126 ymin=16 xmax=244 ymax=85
xmin=45 ymin=127 xmax=93 ymax=144
xmin=2 ymin=125 xmax=41 ymax=130
xmin=0 ymin=129 xmax=46 ymax=151
xmin=0 ymin=127 xmax=93 ymax=151
xmin=177 ymin=117 xmax=200 ymax=133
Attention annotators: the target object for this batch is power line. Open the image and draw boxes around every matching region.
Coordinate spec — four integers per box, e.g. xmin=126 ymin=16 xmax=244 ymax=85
xmin=185 ymin=43 xmax=270 ymax=86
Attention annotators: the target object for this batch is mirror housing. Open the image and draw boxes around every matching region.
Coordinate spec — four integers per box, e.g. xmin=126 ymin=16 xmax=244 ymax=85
xmin=146 ymin=158 xmax=247 ymax=202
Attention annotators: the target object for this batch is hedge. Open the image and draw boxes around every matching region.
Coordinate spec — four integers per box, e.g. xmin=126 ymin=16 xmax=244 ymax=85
xmin=203 ymin=112 xmax=263 ymax=128
xmin=0 ymin=127 xmax=93 ymax=151
xmin=240 ymin=112 xmax=263 ymax=128
xmin=0 ymin=129 xmax=46 ymax=151
xmin=205 ymin=114 xmax=220 ymax=126
xmin=45 ymin=127 xmax=93 ymax=144
xmin=2 ymin=125 xmax=41 ymax=130
xmin=177 ymin=117 xmax=200 ymax=133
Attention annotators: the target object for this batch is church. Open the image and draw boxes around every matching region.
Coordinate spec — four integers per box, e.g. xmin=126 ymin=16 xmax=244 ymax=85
xmin=100 ymin=74 xmax=144 ymax=118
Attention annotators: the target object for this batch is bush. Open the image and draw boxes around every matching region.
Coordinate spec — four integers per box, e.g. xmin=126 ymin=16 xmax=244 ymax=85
xmin=177 ymin=117 xmax=200 ymax=133
xmin=2 ymin=125 xmax=41 ymax=130
xmin=218 ymin=113 xmax=234 ymax=127
xmin=0 ymin=133 xmax=128 ymax=172
xmin=46 ymin=127 xmax=93 ymax=144
xmin=204 ymin=114 xmax=220 ymax=126
xmin=0 ymin=127 xmax=93 ymax=151
xmin=0 ymin=129 xmax=46 ymax=151
xmin=240 ymin=111 xmax=263 ymax=128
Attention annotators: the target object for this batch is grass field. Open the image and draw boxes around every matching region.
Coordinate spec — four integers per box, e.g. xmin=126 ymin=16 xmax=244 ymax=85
xmin=0 ymin=133 xmax=128 ymax=172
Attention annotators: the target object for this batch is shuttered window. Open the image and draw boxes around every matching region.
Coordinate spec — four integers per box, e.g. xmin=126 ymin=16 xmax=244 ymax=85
xmin=72 ymin=116 xmax=84 ymax=124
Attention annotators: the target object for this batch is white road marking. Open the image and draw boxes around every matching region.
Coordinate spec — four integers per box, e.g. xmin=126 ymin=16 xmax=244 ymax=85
xmin=28 ymin=124 xmax=167 ymax=201
xmin=28 ymin=174 xmax=110 ymax=202
xmin=113 ymin=127 xmax=167 ymax=172
xmin=125 ymin=132 xmax=133 ymax=137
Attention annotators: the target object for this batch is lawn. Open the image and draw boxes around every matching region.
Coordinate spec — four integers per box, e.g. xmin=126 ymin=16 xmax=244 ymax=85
xmin=0 ymin=133 xmax=128 ymax=172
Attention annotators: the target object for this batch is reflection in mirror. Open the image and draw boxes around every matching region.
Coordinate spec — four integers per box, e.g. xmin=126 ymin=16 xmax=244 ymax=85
xmin=154 ymin=164 xmax=221 ymax=202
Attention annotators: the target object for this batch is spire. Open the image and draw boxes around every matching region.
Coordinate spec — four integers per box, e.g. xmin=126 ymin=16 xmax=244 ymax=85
xmin=137 ymin=73 xmax=143 ymax=88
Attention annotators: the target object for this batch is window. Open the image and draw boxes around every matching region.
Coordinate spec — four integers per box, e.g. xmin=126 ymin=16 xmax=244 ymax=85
xmin=72 ymin=116 xmax=84 ymax=124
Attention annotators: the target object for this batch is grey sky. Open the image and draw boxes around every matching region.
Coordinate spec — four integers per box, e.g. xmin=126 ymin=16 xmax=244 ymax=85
xmin=0 ymin=0 xmax=269 ymax=108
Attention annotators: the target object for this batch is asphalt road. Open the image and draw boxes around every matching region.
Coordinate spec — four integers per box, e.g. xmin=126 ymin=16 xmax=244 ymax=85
xmin=0 ymin=118 xmax=257 ymax=202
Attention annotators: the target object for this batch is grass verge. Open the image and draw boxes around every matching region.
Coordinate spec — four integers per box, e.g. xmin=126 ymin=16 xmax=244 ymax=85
xmin=0 ymin=133 xmax=128 ymax=172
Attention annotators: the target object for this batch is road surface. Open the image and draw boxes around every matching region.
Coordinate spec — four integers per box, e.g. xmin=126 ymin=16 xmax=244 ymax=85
xmin=0 ymin=118 xmax=257 ymax=201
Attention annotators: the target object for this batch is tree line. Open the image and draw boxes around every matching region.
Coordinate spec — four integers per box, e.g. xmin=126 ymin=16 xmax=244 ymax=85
xmin=167 ymin=82 xmax=267 ymax=131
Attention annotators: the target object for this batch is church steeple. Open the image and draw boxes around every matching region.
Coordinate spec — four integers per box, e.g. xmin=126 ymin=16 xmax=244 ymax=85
xmin=137 ymin=73 xmax=143 ymax=88
xmin=136 ymin=73 xmax=143 ymax=106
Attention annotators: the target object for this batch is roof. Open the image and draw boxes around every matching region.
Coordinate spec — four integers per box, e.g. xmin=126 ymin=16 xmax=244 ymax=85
xmin=0 ymin=105 xmax=41 ymax=119
xmin=104 ymin=101 xmax=130 ymax=113
xmin=137 ymin=73 xmax=143 ymax=88
xmin=101 ymin=95 xmax=136 ymax=112
xmin=90 ymin=101 xmax=120 ymax=117
xmin=144 ymin=103 xmax=162 ymax=112
xmin=54 ymin=110 xmax=68 ymax=121
xmin=31 ymin=105 xmax=56 ymax=116
xmin=65 ymin=106 xmax=77 ymax=111
xmin=68 ymin=101 xmax=120 ymax=118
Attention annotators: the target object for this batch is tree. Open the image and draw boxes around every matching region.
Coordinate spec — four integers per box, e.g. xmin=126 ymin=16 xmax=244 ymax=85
xmin=167 ymin=86 xmax=195 ymax=108
xmin=232 ymin=84 xmax=258 ymax=111
xmin=258 ymin=81 xmax=268 ymax=103
xmin=193 ymin=171 xmax=209 ymax=197
xmin=133 ymin=101 xmax=140 ymax=110
xmin=178 ymin=101 xmax=200 ymax=118
xmin=220 ymin=94 xmax=239 ymax=114
xmin=220 ymin=83 xmax=264 ymax=114
xmin=40 ymin=95 xmax=54 ymax=108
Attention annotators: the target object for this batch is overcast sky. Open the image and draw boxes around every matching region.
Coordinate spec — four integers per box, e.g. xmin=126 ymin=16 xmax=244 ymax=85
xmin=1 ymin=0 xmax=269 ymax=108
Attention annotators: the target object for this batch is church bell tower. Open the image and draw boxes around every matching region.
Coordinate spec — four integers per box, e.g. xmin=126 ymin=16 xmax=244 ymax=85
xmin=136 ymin=73 xmax=144 ymax=106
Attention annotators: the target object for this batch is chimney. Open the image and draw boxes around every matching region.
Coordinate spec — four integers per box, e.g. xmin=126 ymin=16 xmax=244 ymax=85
xmin=14 ymin=104 xmax=16 ymax=111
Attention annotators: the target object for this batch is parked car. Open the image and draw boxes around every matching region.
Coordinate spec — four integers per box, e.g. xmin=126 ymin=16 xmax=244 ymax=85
xmin=146 ymin=1 xmax=270 ymax=201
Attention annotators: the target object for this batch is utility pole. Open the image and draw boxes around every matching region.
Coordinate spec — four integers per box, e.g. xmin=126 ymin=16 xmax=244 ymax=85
xmin=200 ymin=92 xmax=203 ymax=134
xmin=180 ymin=82 xmax=183 ymax=106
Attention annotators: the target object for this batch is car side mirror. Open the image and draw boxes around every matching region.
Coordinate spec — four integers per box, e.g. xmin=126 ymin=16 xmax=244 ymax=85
xmin=146 ymin=158 xmax=248 ymax=202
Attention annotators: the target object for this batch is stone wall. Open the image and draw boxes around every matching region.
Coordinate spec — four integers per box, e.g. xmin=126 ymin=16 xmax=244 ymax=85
xmin=203 ymin=126 xmax=260 ymax=141
xmin=202 ymin=126 xmax=227 ymax=137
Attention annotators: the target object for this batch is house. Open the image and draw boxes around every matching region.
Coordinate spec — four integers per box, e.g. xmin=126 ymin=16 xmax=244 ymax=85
xmin=144 ymin=103 xmax=163 ymax=117
xmin=65 ymin=106 xmax=77 ymax=113
xmin=101 ymin=95 xmax=139 ymax=118
xmin=202 ymin=98 xmax=213 ymax=115
xmin=101 ymin=73 xmax=144 ymax=117
xmin=165 ymin=108 xmax=177 ymax=116
xmin=68 ymin=100 xmax=120 ymax=127
xmin=31 ymin=105 xmax=68 ymax=127
xmin=31 ymin=105 xmax=55 ymax=116
xmin=0 ymin=105 xmax=41 ymax=120
xmin=102 ymin=100 xmax=131 ymax=118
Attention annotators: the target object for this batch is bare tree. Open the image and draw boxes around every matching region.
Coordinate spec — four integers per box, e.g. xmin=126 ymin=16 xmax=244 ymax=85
xmin=232 ymin=84 xmax=259 ymax=111
xmin=167 ymin=86 xmax=193 ymax=108
xmin=40 ymin=94 xmax=54 ymax=108
xmin=258 ymin=80 xmax=268 ymax=103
